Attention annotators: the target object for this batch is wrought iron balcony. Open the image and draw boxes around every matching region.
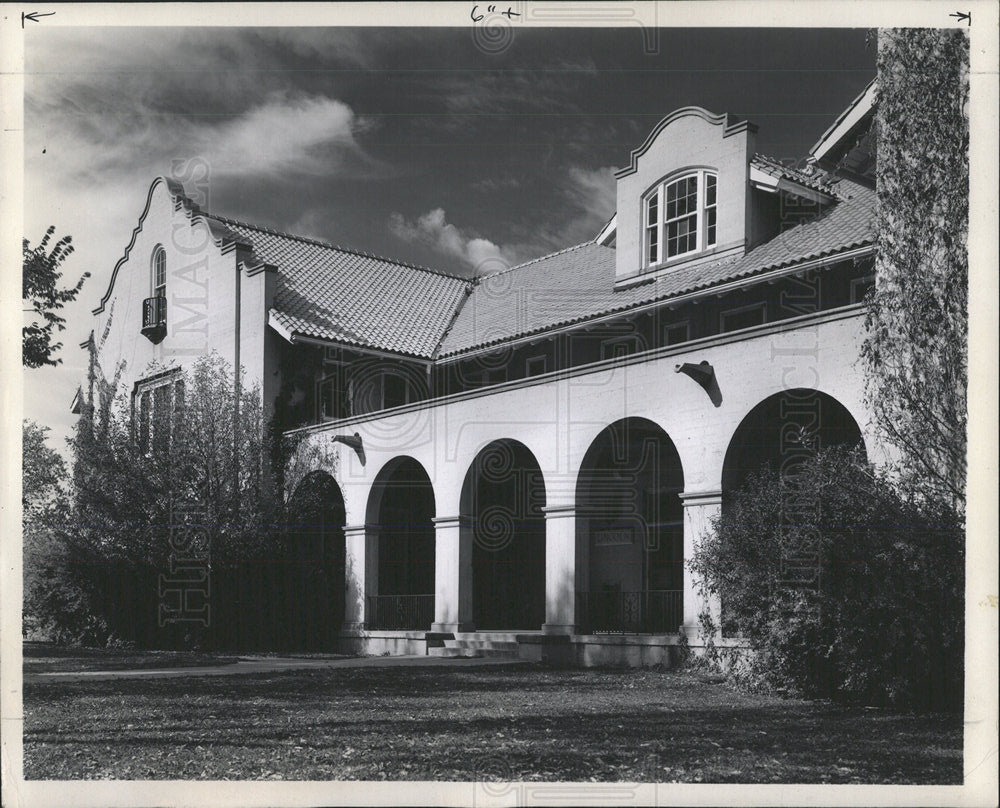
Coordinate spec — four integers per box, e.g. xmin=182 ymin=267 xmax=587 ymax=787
xmin=575 ymin=589 xmax=683 ymax=634
xmin=365 ymin=594 xmax=435 ymax=631
xmin=141 ymin=296 xmax=167 ymax=344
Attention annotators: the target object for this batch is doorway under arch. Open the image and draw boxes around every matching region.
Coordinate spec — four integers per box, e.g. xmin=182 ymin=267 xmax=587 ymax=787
xmin=576 ymin=417 xmax=685 ymax=633
xmin=284 ymin=471 xmax=346 ymax=650
xmin=461 ymin=439 xmax=546 ymax=630
xmin=366 ymin=456 xmax=436 ymax=630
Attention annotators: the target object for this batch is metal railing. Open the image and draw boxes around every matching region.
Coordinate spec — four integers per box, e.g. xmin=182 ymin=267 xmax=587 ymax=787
xmin=575 ymin=589 xmax=683 ymax=634
xmin=365 ymin=594 xmax=435 ymax=631
xmin=141 ymin=296 xmax=167 ymax=341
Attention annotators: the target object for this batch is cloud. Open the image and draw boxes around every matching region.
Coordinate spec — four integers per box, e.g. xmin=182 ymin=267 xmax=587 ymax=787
xmin=205 ymin=94 xmax=382 ymax=178
xmin=501 ymin=165 xmax=617 ymax=257
xmin=388 ymin=209 xmax=514 ymax=274
xmin=470 ymin=175 xmax=522 ymax=193
xmin=564 ymin=165 xmax=617 ymax=217
xmin=439 ymin=57 xmax=599 ymax=117
xmin=27 ymin=91 xmax=384 ymax=185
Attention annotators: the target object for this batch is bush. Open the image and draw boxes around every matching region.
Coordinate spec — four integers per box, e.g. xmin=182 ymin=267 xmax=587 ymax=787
xmin=690 ymin=447 xmax=964 ymax=711
xmin=30 ymin=352 xmax=314 ymax=650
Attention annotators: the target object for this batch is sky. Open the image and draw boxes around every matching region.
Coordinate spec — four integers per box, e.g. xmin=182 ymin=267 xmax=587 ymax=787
xmin=21 ymin=26 xmax=876 ymax=457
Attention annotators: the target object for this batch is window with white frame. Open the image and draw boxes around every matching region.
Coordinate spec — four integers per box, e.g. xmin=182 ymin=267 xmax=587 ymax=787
xmin=644 ymin=170 xmax=717 ymax=267
xmin=151 ymin=245 xmax=167 ymax=298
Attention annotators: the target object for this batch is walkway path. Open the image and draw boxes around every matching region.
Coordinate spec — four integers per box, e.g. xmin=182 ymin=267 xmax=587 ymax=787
xmin=25 ymin=653 xmax=526 ymax=683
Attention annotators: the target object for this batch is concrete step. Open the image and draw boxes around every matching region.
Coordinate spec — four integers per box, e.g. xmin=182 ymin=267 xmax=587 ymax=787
xmin=444 ymin=639 xmax=519 ymax=651
xmin=427 ymin=646 xmax=481 ymax=658
xmin=453 ymin=632 xmax=523 ymax=643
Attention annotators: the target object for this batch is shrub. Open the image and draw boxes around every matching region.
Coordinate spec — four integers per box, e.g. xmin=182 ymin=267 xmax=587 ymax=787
xmin=690 ymin=447 xmax=964 ymax=711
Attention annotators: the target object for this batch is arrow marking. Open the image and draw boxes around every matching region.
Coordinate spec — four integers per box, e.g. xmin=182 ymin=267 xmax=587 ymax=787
xmin=22 ymin=11 xmax=56 ymax=28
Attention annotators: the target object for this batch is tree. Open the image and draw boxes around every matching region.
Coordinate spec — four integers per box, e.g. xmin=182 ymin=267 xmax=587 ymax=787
xmin=22 ymin=421 xmax=79 ymax=640
xmin=23 ymin=225 xmax=90 ymax=368
xmin=862 ymin=29 xmax=969 ymax=509
xmin=43 ymin=350 xmax=280 ymax=647
xmin=22 ymin=420 xmax=67 ymax=513
xmin=690 ymin=447 xmax=964 ymax=711
xmin=71 ymin=351 xmax=270 ymax=566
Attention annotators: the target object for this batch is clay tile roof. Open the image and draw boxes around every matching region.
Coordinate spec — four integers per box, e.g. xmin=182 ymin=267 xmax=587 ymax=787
xmin=436 ymin=178 xmax=874 ymax=357
xmin=207 ymin=215 xmax=472 ymax=358
xmin=751 ymin=153 xmax=839 ymax=196
xmin=201 ymin=176 xmax=872 ymax=361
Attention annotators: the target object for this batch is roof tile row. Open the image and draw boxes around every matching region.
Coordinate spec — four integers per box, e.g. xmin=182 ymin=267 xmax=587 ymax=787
xmin=206 ymin=177 xmax=874 ymax=360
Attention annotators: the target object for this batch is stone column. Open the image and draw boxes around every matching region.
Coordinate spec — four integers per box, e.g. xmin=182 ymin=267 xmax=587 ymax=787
xmin=679 ymin=491 xmax=723 ymax=641
xmin=541 ymin=504 xmax=579 ymax=635
xmin=431 ymin=515 xmax=474 ymax=633
xmin=343 ymin=523 xmax=379 ymax=631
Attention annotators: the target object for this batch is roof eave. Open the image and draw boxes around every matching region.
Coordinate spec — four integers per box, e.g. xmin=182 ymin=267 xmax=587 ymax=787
xmin=267 ymin=313 xmax=435 ymax=365
xmin=437 ymin=243 xmax=874 ymax=361
xmin=809 ymin=80 xmax=877 ymax=165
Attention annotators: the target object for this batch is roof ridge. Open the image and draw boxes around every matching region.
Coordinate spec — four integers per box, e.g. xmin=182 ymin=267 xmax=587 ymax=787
xmin=430 ymin=284 xmax=476 ymax=361
xmin=206 ymin=212 xmax=467 ymax=281
xmin=480 ymin=241 xmax=603 ymax=280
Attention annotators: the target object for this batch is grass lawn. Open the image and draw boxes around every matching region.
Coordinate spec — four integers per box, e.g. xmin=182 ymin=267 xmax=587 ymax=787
xmin=23 ymin=661 xmax=962 ymax=783
xmin=22 ymin=641 xmax=240 ymax=674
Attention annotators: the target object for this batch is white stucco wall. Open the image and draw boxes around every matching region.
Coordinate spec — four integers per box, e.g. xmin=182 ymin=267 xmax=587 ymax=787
xmin=90 ymin=178 xmax=274 ymax=412
xmin=289 ymin=308 xmax=874 ymax=520
xmin=286 ymin=307 xmax=877 ymax=634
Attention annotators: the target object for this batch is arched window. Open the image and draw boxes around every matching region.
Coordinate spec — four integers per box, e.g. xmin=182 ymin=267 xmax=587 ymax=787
xmin=151 ymin=246 xmax=166 ymax=298
xmin=643 ymin=170 xmax=717 ymax=267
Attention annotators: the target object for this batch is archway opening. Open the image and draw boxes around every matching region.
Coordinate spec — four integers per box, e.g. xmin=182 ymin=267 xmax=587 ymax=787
xmin=576 ymin=418 xmax=684 ymax=633
xmin=719 ymin=389 xmax=865 ymax=633
xmin=366 ymin=457 xmax=436 ymax=630
xmin=462 ymin=440 xmax=546 ymax=630
xmin=723 ymin=389 xmax=865 ymax=497
xmin=284 ymin=471 xmax=346 ymax=651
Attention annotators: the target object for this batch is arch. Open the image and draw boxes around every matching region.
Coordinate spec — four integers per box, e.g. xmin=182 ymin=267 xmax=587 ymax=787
xmin=284 ymin=470 xmax=346 ymax=650
xmin=461 ymin=439 xmax=546 ymax=630
xmin=365 ymin=456 xmax=436 ymax=629
xmin=722 ymin=388 xmax=866 ymax=497
xmin=575 ymin=417 xmax=685 ymax=633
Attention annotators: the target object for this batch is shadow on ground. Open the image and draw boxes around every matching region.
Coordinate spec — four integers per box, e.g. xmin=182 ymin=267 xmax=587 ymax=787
xmin=23 ymin=664 xmax=962 ymax=783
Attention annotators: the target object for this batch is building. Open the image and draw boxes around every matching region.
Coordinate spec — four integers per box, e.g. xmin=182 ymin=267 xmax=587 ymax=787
xmin=81 ymin=82 xmax=880 ymax=665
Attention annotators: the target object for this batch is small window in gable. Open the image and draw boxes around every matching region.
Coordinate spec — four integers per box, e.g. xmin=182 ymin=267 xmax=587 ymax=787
xmin=151 ymin=246 xmax=166 ymax=298
xmin=644 ymin=170 xmax=718 ymax=268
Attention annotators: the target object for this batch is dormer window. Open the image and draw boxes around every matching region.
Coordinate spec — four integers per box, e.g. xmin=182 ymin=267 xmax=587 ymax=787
xmin=152 ymin=246 xmax=166 ymax=298
xmin=644 ymin=170 xmax=717 ymax=267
